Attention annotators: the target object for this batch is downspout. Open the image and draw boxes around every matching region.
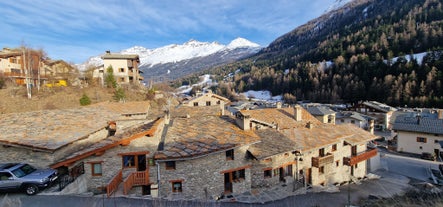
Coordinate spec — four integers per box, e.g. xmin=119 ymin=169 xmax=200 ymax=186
xmin=156 ymin=161 xmax=161 ymax=198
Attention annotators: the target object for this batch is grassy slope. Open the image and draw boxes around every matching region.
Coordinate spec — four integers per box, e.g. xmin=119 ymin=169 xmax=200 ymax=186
xmin=0 ymin=85 xmax=148 ymax=114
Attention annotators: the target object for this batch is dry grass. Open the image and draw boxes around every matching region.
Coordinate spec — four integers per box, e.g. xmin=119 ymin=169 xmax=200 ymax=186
xmin=0 ymin=85 xmax=149 ymax=114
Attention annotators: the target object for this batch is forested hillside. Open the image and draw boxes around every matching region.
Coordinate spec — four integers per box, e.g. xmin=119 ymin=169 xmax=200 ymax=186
xmin=205 ymin=0 xmax=443 ymax=107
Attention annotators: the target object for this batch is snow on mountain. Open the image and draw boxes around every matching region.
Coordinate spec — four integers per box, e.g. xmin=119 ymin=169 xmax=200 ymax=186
xmin=324 ymin=0 xmax=353 ymax=13
xmin=79 ymin=37 xmax=260 ymax=70
xmin=226 ymin=37 xmax=260 ymax=50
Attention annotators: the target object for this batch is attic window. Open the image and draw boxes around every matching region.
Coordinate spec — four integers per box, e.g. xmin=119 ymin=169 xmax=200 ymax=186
xmin=206 ymin=101 xmax=211 ymax=106
xmin=193 ymin=102 xmax=198 ymax=107
xmin=226 ymin=149 xmax=234 ymax=160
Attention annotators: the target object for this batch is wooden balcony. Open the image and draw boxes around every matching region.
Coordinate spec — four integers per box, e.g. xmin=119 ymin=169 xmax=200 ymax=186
xmin=123 ymin=170 xmax=150 ymax=195
xmin=343 ymin=148 xmax=377 ymax=166
xmin=312 ymin=153 xmax=334 ymax=168
xmin=106 ymin=169 xmax=122 ymax=197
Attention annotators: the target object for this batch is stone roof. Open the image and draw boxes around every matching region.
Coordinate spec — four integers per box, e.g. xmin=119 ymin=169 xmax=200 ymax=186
xmin=242 ymin=107 xmax=377 ymax=159
xmin=336 ymin=111 xmax=368 ymax=122
xmin=306 ymin=106 xmax=336 ymax=116
xmin=51 ymin=118 xmax=162 ymax=168
xmin=393 ymin=114 xmax=443 ymax=135
xmin=155 ymin=106 xmax=260 ymax=160
xmin=362 ymin=101 xmax=397 ymax=113
xmin=0 ymin=101 xmax=151 ymax=151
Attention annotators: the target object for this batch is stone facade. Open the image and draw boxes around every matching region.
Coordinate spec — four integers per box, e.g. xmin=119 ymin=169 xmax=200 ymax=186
xmin=157 ymin=145 xmax=251 ymax=200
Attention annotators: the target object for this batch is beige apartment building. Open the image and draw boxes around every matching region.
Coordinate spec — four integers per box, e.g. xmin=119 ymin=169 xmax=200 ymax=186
xmin=94 ymin=51 xmax=143 ymax=86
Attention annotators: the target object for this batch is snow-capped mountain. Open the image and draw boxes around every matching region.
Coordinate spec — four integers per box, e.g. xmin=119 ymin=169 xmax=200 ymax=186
xmin=79 ymin=37 xmax=259 ymax=69
xmin=78 ymin=37 xmax=260 ymax=82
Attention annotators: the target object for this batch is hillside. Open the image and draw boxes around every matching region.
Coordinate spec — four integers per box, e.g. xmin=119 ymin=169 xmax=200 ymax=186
xmin=203 ymin=0 xmax=443 ymax=108
xmin=0 ymin=86 xmax=149 ymax=114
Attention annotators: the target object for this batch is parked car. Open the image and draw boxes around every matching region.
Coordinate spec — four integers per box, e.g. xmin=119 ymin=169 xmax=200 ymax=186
xmin=421 ymin=152 xmax=436 ymax=161
xmin=0 ymin=163 xmax=58 ymax=195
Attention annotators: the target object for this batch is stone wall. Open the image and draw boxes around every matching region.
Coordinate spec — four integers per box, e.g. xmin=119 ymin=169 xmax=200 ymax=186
xmin=67 ymin=119 xmax=164 ymax=194
xmin=157 ymin=145 xmax=251 ymax=200
xmin=0 ymin=146 xmax=55 ymax=169
xmin=251 ymin=152 xmax=297 ymax=189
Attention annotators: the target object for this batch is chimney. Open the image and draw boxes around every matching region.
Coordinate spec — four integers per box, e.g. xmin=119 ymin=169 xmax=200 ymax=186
xmin=438 ymin=110 xmax=443 ymax=120
xmin=369 ymin=120 xmax=374 ymax=135
xmin=306 ymin=121 xmax=313 ymax=129
xmin=105 ymin=50 xmax=111 ymax=54
xmin=236 ymin=113 xmax=251 ymax=130
xmin=276 ymin=102 xmax=282 ymax=109
xmin=294 ymin=105 xmax=302 ymax=121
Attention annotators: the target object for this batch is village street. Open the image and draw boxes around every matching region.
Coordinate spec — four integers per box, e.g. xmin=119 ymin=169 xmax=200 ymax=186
xmin=1 ymin=148 xmax=439 ymax=207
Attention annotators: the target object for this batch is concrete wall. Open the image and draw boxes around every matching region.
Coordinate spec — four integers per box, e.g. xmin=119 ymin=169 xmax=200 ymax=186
xmin=397 ymin=131 xmax=441 ymax=155
xmin=157 ymin=145 xmax=251 ymax=200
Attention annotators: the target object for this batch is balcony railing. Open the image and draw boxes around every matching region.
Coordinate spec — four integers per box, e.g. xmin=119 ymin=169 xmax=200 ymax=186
xmin=106 ymin=169 xmax=122 ymax=197
xmin=123 ymin=170 xmax=150 ymax=195
xmin=343 ymin=148 xmax=377 ymax=166
xmin=312 ymin=153 xmax=334 ymax=168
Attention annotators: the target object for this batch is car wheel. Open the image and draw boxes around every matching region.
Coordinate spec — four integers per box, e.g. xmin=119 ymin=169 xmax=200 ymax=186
xmin=25 ymin=184 xmax=38 ymax=195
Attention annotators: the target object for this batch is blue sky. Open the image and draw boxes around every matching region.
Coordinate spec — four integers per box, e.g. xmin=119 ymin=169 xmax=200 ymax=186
xmin=0 ymin=0 xmax=338 ymax=64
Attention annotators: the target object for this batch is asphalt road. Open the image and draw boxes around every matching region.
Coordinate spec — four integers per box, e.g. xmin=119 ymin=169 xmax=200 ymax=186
xmin=1 ymin=149 xmax=439 ymax=207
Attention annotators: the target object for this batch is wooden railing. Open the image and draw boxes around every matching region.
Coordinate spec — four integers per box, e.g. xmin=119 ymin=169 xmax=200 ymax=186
xmin=106 ymin=169 xmax=122 ymax=197
xmin=343 ymin=148 xmax=377 ymax=166
xmin=312 ymin=153 xmax=334 ymax=168
xmin=123 ymin=170 xmax=149 ymax=195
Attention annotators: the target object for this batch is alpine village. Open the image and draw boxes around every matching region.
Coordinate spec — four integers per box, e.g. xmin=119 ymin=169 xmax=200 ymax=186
xmin=1 ymin=0 xmax=443 ymax=206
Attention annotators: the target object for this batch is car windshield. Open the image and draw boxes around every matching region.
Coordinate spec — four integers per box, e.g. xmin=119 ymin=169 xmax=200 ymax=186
xmin=11 ymin=164 xmax=37 ymax=178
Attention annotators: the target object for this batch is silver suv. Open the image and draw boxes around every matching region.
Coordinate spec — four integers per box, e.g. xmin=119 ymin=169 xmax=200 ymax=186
xmin=0 ymin=163 xmax=58 ymax=195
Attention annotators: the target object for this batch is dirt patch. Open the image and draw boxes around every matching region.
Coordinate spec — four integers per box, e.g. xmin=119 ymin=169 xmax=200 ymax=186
xmin=0 ymin=85 xmax=149 ymax=114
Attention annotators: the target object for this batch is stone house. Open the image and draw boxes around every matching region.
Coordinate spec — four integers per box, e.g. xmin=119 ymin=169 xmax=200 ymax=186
xmin=393 ymin=109 xmax=443 ymax=158
xmin=93 ymin=51 xmax=143 ymax=86
xmin=151 ymin=101 xmax=377 ymax=200
xmin=0 ymin=101 xmax=154 ymax=193
xmin=305 ymin=106 xmax=336 ymax=124
xmin=336 ymin=111 xmax=374 ymax=130
xmin=349 ymin=101 xmax=397 ymax=130
xmin=154 ymin=105 xmax=259 ymax=200
xmin=182 ymin=91 xmax=230 ymax=109
xmin=237 ymin=106 xmax=378 ymax=189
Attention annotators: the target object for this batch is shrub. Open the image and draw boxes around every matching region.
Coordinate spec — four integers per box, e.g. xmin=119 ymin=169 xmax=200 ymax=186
xmin=79 ymin=93 xmax=91 ymax=106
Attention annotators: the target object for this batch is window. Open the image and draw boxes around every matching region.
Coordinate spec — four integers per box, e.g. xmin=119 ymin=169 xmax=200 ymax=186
xmin=285 ymin=165 xmax=293 ymax=176
xmin=336 ymin=160 xmax=340 ymax=167
xmin=332 ymin=144 xmax=337 ymax=151
xmin=193 ymin=102 xmax=198 ymax=107
xmin=351 ymin=146 xmax=357 ymax=156
xmin=119 ymin=68 xmax=125 ymax=72
xmin=319 ymin=166 xmax=324 ymax=174
xmin=417 ymin=137 xmax=427 ymax=143
xmin=90 ymin=162 xmax=102 ymax=176
xmin=0 ymin=172 xmax=12 ymax=180
xmin=351 ymin=120 xmax=355 ymax=124
xmin=319 ymin=148 xmax=325 ymax=157
xmin=273 ymin=168 xmax=279 ymax=177
xmin=206 ymin=101 xmax=211 ymax=106
xmin=166 ymin=161 xmax=176 ymax=170
xmin=123 ymin=155 xmax=135 ymax=168
xmin=355 ymin=163 xmax=358 ymax=169
xmin=120 ymin=77 xmax=125 ymax=82
xmin=340 ymin=119 xmax=344 ymax=123
xmin=172 ymin=181 xmax=182 ymax=192
xmin=226 ymin=149 xmax=234 ymax=160
xmin=264 ymin=169 xmax=272 ymax=178
xmin=233 ymin=169 xmax=245 ymax=182
xmin=435 ymin=140 xmax=439 ymax=144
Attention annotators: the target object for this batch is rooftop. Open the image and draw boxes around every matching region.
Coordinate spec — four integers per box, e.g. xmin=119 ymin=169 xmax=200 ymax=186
xmin=306 ymin=106 xmax=336 ymax=116
xmin=393 ymin=112 xmax=443 ymax=135
xmin=155 ymin=106 xmax=260 ymax=160
xmin=102 ymin=52 xmax=139 ymax=60
xmin=0 ymin=101 xmax=151 ymax=151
